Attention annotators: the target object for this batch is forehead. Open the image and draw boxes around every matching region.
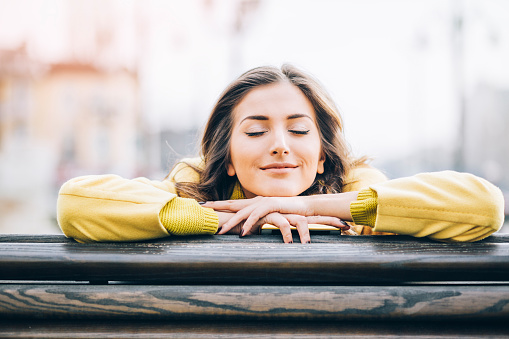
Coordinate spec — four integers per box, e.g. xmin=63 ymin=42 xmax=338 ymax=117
xmin=233 ymin=82 xmax=316 ymax=123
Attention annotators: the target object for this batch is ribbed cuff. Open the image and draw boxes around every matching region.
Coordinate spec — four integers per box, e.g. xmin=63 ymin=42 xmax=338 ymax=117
xmin=159 ymin=197 xmax=218 ymax=235
xmin=350 ymin=188 xmax=378 ymax=227
xmin=201 ymin=207 xmax=219 ymax=234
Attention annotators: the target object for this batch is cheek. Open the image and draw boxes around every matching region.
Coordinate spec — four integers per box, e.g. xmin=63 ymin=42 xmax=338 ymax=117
xmin=300 ymin=137 xmax=322 ymax=165
xmin=305 ymin=142 xmax=325 ymax=177
xmin=228 ymin=134 xmax=257 ymax=175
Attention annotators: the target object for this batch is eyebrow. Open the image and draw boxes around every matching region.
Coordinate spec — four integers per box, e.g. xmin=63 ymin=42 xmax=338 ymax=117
xmin=240 ymin=113 xmax=313 ymax=124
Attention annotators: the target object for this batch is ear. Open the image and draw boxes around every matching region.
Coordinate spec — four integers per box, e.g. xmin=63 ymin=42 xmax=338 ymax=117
xmin=317 ymin=155 xmax=325 ymax=174
xmin=227 ymin=163 xmax=236 ymax=176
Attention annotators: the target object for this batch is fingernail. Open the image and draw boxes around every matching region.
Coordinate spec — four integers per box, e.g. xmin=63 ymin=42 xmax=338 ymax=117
xmin=215 ymin=226 xmax=222 ymax=235
xmin=198 ymin=202 xmax=206 ymax=205
xmin=287 ymin=241 xmax=293 ymax=244
xmin=305 ymin=240 xmax=311 ymax=244
xmin=239 ymin=229 xmax=245 ymax=237
xmin=340 ymin=220 xmax=349 ymax=226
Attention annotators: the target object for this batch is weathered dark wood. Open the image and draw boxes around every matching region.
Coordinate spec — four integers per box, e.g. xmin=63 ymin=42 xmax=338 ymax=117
xmin=1 ymin=234 xmax=509 ymax=284
xmin=0 ymin=319 xmax=507 ymax=338
xmin=1 ymin=234 xmax=509 ymax=336
xmin=0 ymin=235 xmax=77 ymax=244
xmin=0 ymin=283 xmax=508 ymax=321
xmin=2 ymin=233 xmax=509 ymax=243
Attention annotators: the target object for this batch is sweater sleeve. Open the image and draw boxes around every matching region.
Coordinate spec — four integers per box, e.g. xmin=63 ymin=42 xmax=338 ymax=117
xmin=361 ymin=171 xmax=505 ymax=242
xmin=342 ymin=166 xmax=389 ymax=235
xmin=350 ymin=188 xmax=378 ymax=227
xmin=159 ymin=198 xmax=218 ymax=235
xmin=57 ymin=173 xmax=217 ymax=243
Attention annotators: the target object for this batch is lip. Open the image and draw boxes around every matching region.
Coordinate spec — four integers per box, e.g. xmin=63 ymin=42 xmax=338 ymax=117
xmin=261 ymin=163 xmax=298 ymax=170
xmin=260 ymin=163 xmax=298 ymax=174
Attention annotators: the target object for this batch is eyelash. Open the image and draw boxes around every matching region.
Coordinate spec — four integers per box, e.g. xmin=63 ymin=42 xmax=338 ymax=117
xmin=245 ymin=132 xmax=265 ymax=137
xmin=291 ymin=130 xmax=310 ymax=135
xmin=245 ymin=130 xmax=310 ymax=137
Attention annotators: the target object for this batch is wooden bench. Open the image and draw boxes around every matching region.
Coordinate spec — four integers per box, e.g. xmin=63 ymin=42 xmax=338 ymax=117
xmin=1 ymin=233 xmax=509 ymax=337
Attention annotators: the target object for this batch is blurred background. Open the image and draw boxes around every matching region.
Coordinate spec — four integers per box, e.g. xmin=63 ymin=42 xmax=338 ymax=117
xmin=0 ymin=0 xmax=508 ymax=234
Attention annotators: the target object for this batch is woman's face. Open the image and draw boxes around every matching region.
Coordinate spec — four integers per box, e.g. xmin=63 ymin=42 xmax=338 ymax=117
xmin=228 ymin=81 xmax=325 ymax=198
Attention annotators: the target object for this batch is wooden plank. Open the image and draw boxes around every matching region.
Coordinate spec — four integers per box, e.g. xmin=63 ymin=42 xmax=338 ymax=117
xmin=0 ymin=319 xmax=507 ymax=338
xmin=0 ymin=284 xmax=508 ymax=321
xmin=1 ymin=233 xmax=509 ymax=244
xmin=0 ymin=235 xmax=76 ymax=244
xmin=1 ymin=235 xmax=509 ymax=283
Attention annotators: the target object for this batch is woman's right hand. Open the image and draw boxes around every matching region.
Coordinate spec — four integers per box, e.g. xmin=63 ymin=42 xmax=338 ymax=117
xmin=216 ymin=211 xmax=243 ymax=235
xmin=215 ymin=211 xmax=349 ymax=244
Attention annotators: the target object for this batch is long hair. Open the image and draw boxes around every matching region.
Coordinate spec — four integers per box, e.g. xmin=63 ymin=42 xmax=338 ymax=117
xmin=174 ymin=64 xmax=363 ymax=201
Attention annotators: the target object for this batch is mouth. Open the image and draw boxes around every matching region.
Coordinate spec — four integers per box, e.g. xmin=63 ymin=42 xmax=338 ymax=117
xmin=260 ymin=163 xmax=298 ymax=173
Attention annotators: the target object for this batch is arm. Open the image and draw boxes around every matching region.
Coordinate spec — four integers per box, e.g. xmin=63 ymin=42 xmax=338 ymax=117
xmin=57 ymin=174 xmax=218 ymax=243
xmin=206 ymin=170 xmax=504 ymax=242
xmin=327 ymin=168 xmax=504 ymax=241
xmin=357 ymin=171 xmax=505 ymax=242
xmin=207 ymin=166 xmax=386 ymax=238
xmin=208 ymin=193 xmax=356 ymax=242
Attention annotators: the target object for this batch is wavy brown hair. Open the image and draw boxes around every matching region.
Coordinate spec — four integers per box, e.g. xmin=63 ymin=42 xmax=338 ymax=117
xmin=174 ymin=64 xmax=364 ymax=201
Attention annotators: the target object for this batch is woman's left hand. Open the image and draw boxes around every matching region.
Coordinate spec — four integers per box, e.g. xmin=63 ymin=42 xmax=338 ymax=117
xmin=202 ymin=196 xmax=351 ymax=243
xmin=203 ymin=196 xmax=306 ymax=233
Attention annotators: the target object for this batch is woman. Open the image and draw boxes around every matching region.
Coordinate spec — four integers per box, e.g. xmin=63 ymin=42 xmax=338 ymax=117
xmin=57 ymin=65 xmax=504 ymax=243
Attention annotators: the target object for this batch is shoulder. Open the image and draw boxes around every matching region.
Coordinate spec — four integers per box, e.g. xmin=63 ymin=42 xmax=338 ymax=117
xmin=167 ymin=157 xmax=205 ymax=184
xmin=342 ymin=164 xmax=388 ymax=192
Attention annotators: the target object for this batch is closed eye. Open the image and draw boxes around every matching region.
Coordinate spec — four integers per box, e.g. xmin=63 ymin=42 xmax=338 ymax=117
xmin=290 ymin=130 xmax=310 ymax=135
xmin=245 ymin=131 xmax=266 ymax=137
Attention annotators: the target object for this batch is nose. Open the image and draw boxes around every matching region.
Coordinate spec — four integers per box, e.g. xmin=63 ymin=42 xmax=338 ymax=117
xmin=270 ymin=130 xmax=290 ymax=155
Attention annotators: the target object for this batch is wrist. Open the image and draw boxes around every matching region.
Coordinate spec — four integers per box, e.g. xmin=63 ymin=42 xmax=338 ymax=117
xmin=216 ymin=211 xmax=241 ymax=234
xmin=306 ymin=191 xmax=359 ymax=221
xmin=217 ymin=211 xmax=233 ymax=227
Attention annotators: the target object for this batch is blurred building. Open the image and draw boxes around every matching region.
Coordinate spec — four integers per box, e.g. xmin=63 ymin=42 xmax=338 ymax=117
xmin=1 ymin=0 xmax=508 ymax=233
xmin=0 ymin=45 xmax=144 ymax=233
xmin=0 ymin=44 xmax=44 ymax=153
xmin=36 ymin=62 xmax=143 ymax=183
xmin=0 ymin=0 xmax=262 ymax=234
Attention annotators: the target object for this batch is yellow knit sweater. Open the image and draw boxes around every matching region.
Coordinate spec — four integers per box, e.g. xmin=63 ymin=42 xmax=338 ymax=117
xmin=57 ymin=158 xmax=504 ymax=243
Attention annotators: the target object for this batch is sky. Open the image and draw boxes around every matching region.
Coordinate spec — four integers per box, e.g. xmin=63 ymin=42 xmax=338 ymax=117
xmin=238 ymin=0 xmax=509 ymax=160
xmin=1 ymin=0 xmax=509 ymax=161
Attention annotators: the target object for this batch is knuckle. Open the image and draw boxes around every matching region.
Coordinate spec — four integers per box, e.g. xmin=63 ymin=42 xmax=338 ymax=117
xmin=293 ymin=215 xmax=307 ymax=225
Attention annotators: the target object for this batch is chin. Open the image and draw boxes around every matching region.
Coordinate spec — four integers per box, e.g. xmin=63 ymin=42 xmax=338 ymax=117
xmin=256 ymin=186 xmax=304 ymax=197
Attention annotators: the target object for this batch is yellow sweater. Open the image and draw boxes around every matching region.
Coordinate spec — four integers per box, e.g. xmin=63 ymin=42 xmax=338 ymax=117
xmin=57 ymin=158 xmax=504 ymax=243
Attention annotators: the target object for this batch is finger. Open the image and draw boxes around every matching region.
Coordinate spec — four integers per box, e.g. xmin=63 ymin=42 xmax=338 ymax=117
xmin=201 ymin=199 xmax=250 ymax=212
xmin=244 ymin=220 xmax=264 ymax=235
xmin=224 ymin=208 xmax=257 ymax=235
xmin=305 ymin=216 xmax=351 ymax=230
xmin=231 ymin=204 xmax=278 ymax=236
xmin=202 ymin=196 xmax=266 ymax=212
xmin=240 ymin=208 xmax=274 ymax=236
xmin=285 ymin=214 xmax=311 ymax=244
xmin=264 ymin=213 xmax=294 ymax=244
xmin=216 ymin=221 xmax=238 ymax=235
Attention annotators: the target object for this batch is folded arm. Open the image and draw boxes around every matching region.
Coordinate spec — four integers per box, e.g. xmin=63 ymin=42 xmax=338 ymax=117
xmin=57 ymin=174 xmax=217 ymax=243
xmin=206 ymin=171 xmax=505 ymax=242
xmin=359 ymin=171 xmax=505 ymax=242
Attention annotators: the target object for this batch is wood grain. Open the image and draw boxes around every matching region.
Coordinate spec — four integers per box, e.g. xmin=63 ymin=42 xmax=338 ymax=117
xmin=1 ymin=234 xmax=509 ymax=335
xmin=2 ymin=233 xmax=509 ymax=243
xmin=1 ymin=319 xmax=507 ymax=338
xmin=1 ymin=284 xmax=508 ymax=321
xmin=1 ymin=235 xmax=509 ymax=283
